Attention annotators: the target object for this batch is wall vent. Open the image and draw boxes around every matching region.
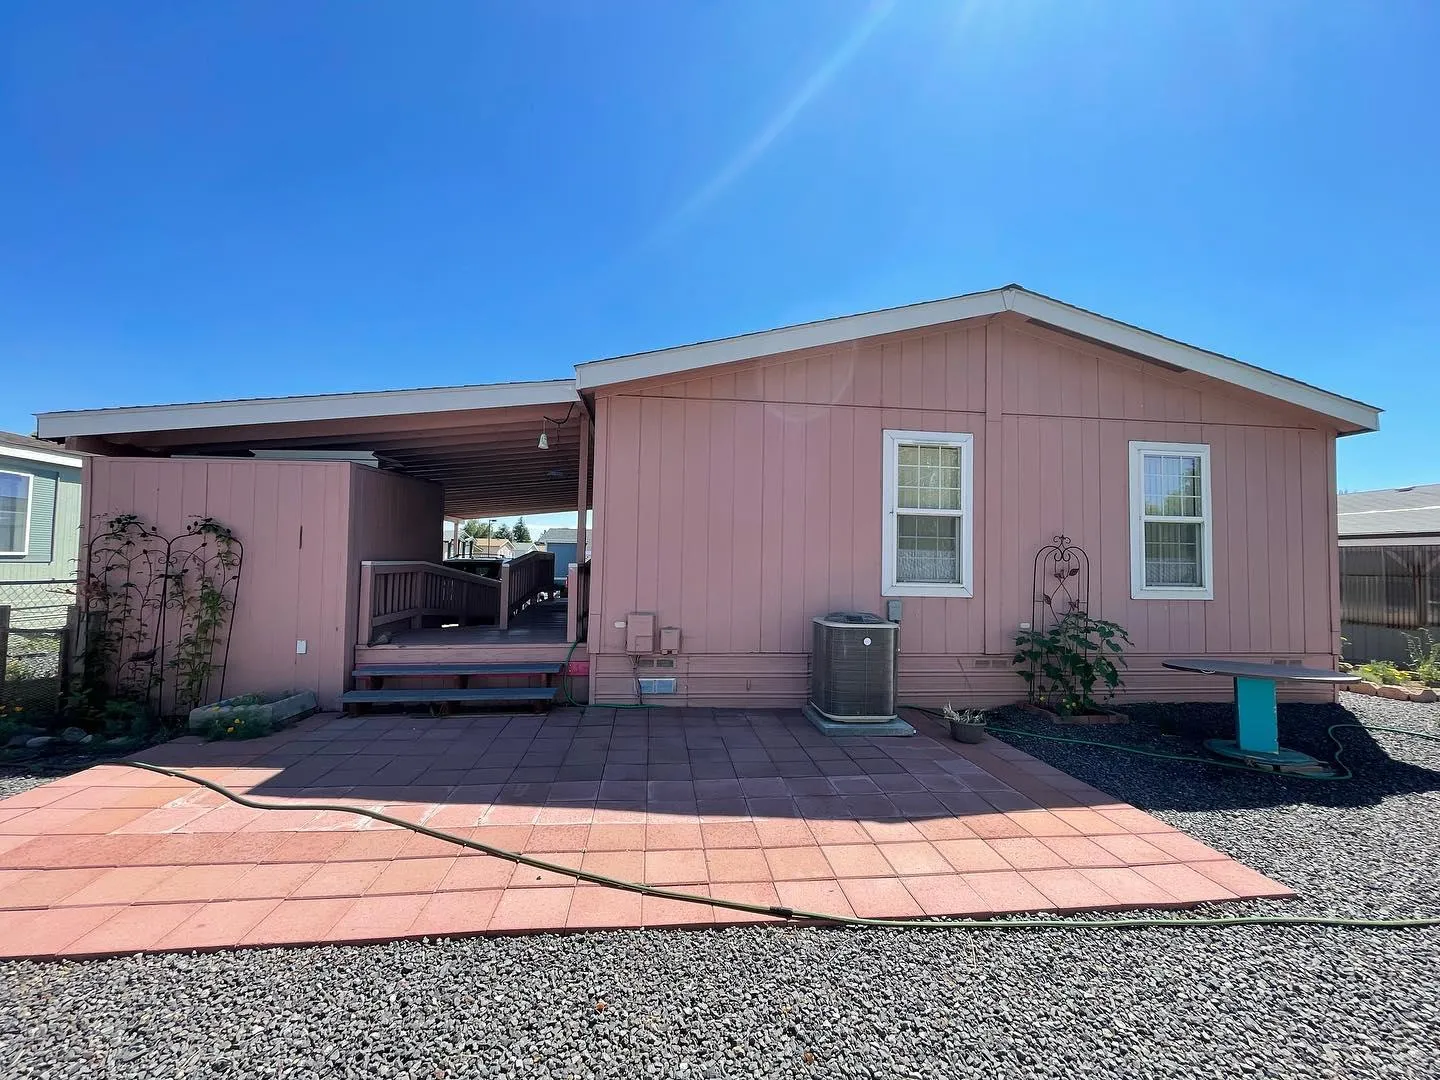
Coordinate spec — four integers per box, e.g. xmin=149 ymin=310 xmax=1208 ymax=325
xmin=635 ymin=657 xmax=677 ymax=670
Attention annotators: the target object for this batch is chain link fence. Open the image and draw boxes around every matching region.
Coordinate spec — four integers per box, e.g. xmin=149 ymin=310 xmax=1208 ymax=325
xmin=0 ymin=579 xmax=77 ymax=723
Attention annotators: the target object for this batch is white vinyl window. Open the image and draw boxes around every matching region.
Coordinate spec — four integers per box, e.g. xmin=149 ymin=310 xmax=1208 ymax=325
xmin=0 ymin=471 xmax=32 ymax=556
xmin=1129 ymin=441 xmax=1213 ymax=600
xmin=882 ymin=430 xmax=973 ymax=597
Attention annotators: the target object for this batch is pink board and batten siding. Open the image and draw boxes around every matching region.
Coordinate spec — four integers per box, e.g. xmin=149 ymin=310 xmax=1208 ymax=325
xmin=83 ymin=457 xmax=441 ymax=710
xmin=587 ymin=313 xmax=1342 ymax=707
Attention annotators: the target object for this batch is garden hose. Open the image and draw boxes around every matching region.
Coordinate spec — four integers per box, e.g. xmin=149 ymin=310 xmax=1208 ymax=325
xmin=561 ymin=639 xmax=661 ymax=709
xmin=116 ymin=758 xmax=1440 ymax=932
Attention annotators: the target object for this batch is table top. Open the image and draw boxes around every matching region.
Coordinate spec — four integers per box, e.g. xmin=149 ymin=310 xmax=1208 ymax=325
xmin=1162 ymin=658 xmax=1359 ymax=683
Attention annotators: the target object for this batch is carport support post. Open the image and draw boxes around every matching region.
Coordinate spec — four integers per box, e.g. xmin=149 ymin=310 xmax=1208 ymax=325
xmin=1233 ymin=676 xmax=1280 ymax=755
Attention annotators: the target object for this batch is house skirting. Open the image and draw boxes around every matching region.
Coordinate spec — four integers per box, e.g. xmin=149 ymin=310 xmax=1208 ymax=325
xmin=587 ymin=651 xmax=1340 ymax=709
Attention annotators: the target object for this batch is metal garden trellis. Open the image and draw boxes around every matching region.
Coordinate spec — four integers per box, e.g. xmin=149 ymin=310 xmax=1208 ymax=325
xmin=80 ymin=514 xmax=244 ymax=719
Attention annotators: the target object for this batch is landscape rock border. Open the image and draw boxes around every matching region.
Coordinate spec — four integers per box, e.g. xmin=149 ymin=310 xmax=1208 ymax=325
xmin=1342 ymin=681 xmax=1438 ymax=702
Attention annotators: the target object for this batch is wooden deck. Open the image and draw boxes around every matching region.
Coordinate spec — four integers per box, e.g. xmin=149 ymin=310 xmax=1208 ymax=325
xmin=355 ymin=599 xmax=576 ymax=668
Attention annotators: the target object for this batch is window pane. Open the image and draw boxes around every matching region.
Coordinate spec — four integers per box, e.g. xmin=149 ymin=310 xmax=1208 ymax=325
xmin=897 ymin=514 xmax=962 ymax=583
xmin=896 ymin=443 xmax=962 ymax=511
xmin=1144 ymin=521 xmax=1203 ymax=586
xmin=0 ymin=474 xmax=27 ymax=552
xmin=1143 ymin=454 xmax=1203 ymax=517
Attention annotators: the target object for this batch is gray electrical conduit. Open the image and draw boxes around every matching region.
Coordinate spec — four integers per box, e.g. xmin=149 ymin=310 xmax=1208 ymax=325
xmin=117 ymin=756 xmax=1440 ymax=932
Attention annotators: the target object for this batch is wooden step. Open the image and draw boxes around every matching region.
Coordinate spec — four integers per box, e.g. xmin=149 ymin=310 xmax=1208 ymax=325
xmin=341 ymin=687 xmax=558 ymax=708
xmin=352 ymin=662 xmax=564 ymax=678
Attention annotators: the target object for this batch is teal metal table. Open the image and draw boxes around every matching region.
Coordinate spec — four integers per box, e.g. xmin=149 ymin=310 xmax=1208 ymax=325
xmin=1161 ymin=658 xmax=1359 ymax=775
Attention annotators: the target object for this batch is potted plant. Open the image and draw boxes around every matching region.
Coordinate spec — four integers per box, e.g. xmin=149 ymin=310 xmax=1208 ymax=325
xmin=1012 ymin=610 xmax=1132 ymax=724
xmin=941 ymin=702 xmax=988 ymax=743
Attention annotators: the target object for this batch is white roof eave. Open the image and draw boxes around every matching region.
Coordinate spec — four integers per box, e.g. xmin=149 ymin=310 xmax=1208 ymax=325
xmin=36 ymin=379 xmax=580 ymax=440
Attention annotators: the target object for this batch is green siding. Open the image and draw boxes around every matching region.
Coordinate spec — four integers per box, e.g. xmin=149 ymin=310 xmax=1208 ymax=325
xmin=0 ymin=460 xmax=82 ymax=583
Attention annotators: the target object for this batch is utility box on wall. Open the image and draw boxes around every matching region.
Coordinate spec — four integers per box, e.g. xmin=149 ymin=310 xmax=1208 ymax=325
xmin=625 ymin=612 xmax=656 ymax=654
xmin=659 ymin=626 xmax=681 ymax=654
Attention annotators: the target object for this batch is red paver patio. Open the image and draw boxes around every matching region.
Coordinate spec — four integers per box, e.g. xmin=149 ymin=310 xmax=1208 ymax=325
xmin=0 ymin=708 xmax=1296 ymax=958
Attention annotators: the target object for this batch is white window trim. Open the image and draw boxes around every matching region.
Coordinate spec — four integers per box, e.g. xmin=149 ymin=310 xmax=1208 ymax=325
xmin=882 ymin=429 xmax=974 ymax=598
xmin=0 ymin=469 xmax=33 ymax=557
xmin=1128 ymin=441 xmax=1214 ymax=600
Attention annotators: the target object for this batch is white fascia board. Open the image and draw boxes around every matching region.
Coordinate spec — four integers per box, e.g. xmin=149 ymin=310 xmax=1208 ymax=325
xmin=36 ymin=380 xmax=580 ymax=439
xmin=574 ymin=289 xmax=1011 ymax=390
xmin=1003 ymin=290 xmax=1381 ymax=433
xmin=0 ymin=444 xmax=84 ymax=469
xmin=575 ymin=285 xmax=1379 ymax=433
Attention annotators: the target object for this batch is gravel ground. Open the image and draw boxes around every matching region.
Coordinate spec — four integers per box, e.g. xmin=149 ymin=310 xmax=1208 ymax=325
xmin=0 ymin=767 xmax=61 ymax=802
xmin=2 ymin=695 xmax=1438 ymax=1080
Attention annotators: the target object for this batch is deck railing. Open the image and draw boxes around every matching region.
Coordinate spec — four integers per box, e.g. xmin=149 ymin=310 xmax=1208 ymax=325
xmin=497 ymin=549 xmax=555 ymax=629
xmin=566 ymin=559 xmax=592 ymax=643
xmin=358 ymin=561 xmax=500 ymax=644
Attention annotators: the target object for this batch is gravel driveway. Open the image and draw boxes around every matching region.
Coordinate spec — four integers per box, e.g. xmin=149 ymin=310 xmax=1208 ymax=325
xmin=2 ymin=695 xmax=1437 ymax=1080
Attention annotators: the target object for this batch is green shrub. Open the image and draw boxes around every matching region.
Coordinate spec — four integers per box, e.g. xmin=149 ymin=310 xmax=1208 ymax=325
xmin=197 ymin=704 xmax=280 ymax=740
xmin=1356 ymin=660 xmax=1409 ymax=686
xmin=1013 ymin=610 xmax=1132 ymax=715
xmin=1403 ymin=629 xmax=1440 ymax=687
xmin=101 ymin=698 xmax=156 ymax=739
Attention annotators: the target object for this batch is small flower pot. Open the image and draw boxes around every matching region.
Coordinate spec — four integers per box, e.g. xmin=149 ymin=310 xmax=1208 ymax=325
xmin=948 ymin=719 xmax=988 ymax=744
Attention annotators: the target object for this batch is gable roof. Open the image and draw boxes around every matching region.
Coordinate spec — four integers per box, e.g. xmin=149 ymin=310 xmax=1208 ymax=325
xmin=0 ymin=430 xmax=83 ymax=469
xmin=1338 ymin=483 xmax=1440 ymax=539
xmin=573 ymin=285 xmax=1380 ymax=434
xmin=539 ymin=527 xmax=577 ymax=543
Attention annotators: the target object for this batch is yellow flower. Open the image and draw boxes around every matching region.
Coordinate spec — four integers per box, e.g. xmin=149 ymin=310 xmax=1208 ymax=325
xmin=226 ymin=726 xmax=235 ymax=733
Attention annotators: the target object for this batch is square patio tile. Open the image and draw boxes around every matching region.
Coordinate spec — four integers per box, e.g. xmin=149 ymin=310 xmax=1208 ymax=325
xmin=708 ymin=881 xmax=785 ymax=924
xmin=644 ymin=849 xmax=708 ymax=886
xmin=490 ymin=887 xmax=573 ymax=932
xmin=878 ymin=841 xmax=952 ymax=876
xmin=960 ymin=870 xmax=1052 ymax=914
xmin=774 ymin=879 xmax=854 ymax=919
xmin=70 ymin=902 xmax=206 ymax=955
xmin=292 ymin=860 xmax=389 ymax=899
xmin=367 ymin=858 xmax=456 ymax=896
xmin=327 ymin=893 xmax=428 ymax=942
xmin=705 ymin=848 xmax=771 ymax=883
xmin=580 ymin=849 xmax=646 ymax=881
xmin=408 ymin=890 xmax=502 ymax=938
xmin=55 ymin=866 xmax=181 ymax=907
xmin=437 ymin=856 xmax=519 ymax=892
xmin=900 ymin=874 xmax=989 ymax=917
xmin=1 ymin=867 xmax=109 ymax=908
xmin=763 ymin=846 xmax=832 ymax=881
xmin=988 ymin=837 xmax=1071 ymax=871
xmin=837 ymin=877 xmax=924 ymax=919
xmin=157 ymin=899 xmax=282 ymax=951
xmin=566 ymin=886 xmax=645 ymax=929
xmin=0 ymin=904 xmax=127 ymax=959
xmin=641 ymin=887 xmax=714 ymax=928
xmin=1024 ymin=868 xmax=1120 ymax=911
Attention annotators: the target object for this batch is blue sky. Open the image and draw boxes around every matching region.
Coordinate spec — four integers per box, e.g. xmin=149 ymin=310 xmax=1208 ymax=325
xmin=2 ymin=1 xmax=1436 ymax=501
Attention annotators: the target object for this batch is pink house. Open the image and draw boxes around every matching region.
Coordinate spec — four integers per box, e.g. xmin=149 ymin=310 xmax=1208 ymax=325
xmin=35 ymin=286 xmax=1379 ymax=712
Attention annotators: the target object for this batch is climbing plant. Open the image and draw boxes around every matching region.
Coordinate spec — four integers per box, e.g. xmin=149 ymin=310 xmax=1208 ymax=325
xmin=75 ymin=514 xmax=244 ymax=722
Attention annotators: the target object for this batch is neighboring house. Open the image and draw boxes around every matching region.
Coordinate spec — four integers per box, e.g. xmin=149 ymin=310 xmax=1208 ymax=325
xmin=0 ymin=432 xmax=84 ymax=629
xmin=539 ymin=527 xmax=584 ymax=585
xmin=34 ymin=285 xmax=1379 ymax=710
xmin=1337 ymin=483 xmax=1440 ymax=663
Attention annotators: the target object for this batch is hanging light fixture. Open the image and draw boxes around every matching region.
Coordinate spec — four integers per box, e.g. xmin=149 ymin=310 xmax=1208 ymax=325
xmin=537 ymin=402 xmax=578 ymax=451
